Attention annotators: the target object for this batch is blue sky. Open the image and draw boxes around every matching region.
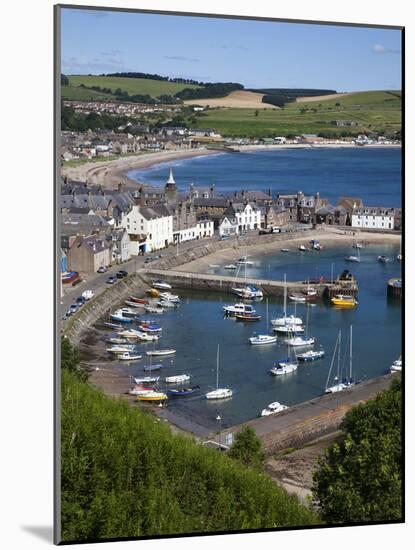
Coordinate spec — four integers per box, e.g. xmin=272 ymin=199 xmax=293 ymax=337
xmin=61 ymin=7 xmax=402 ymax=91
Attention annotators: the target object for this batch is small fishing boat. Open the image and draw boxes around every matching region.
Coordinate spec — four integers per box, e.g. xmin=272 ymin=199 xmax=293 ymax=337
xmin=223 ymin=303 xmax=256 ymax=316
xmin=249 ymin=334 xmax=277 ymax=345
xmin=124 ymin=300 xmax=145 ymax=308
xmin=352 ymin=243 xmax=363 ymax=249
xmin=235 ymin=313 xmax=261 ymax=322
xmin=285 ymin=335 xmax=315 ymax=347
xmin=117 ymin=352 xmax=142 ymax=361
xmin=102 ymin=321 xmax=123 ymax=329
xmin=118 ymin=307 xmax=140 ymax=317
xmin=289 ymin=293 xmax=306 ymax=303
xmin=146 ymin=288 xmax=160 ymax=297
xmin=129 ymin=296 xmax=149 ymax=305
xmin=133 ymin=376 xmax=160 ymax=384
xmin=159 ymin=292 xmax=180 ymax=303
xmin=106 ymin=345 xmax=136 ymax=354
xmin=152 ymin=279 xmax=172 ymax=290
xmin=378 ymin=255 xmax=392 ymax=263
xmin=280 ymin=248 xmax=290 ymax=252
xmin=110 ymin=311 xmax=133 ymax=324
xmin=297 ymin=349 xmax=325 ymax=361
xmin=136 ymin=391 xmax=168 ymax=402
xmin=270 ymin=362 xmax=297 ymax=375
xmin=271 ymin=315 xmax=303 ymax=327
xmin=146 ymin=349 xmax=176 ymax=356
xmin=106 ymin=337 xmax=130 ymax=345
xmin=261 ymin=401 xmax=288 ymax=416
xmin=273 ymin=324 xmax=304 ymax=334
xmin=118 ymin=328 xmax=159 ymax=341
xmin=158 ymin=300 xmax=176 ymax=309
xmin=128 ymin=385 xmax=155 ymax=396
xmin=165 ymin=374 xmax=191 ymax=384
xmin=237 ymin=256 xmax=254 ymax=266
xmin=167 ymin=385 xmax=200 ymax=397
xmin=232 ymin=284 xmax=264 ymax=299
xmin=345 ymin=255 xmax=360 ymax=262
xmin=390 ymin=356 xmax=402 ymax=373
xmin=331 ymin=294 xmax=358 ymax=307
xmin=143 ymin=363 xmax=164 ymax=371
xmin=140 ymin=324 xmax=162 ymax=333
xmin=224 ymin=264 xmax=237 ymax=270
xmin=145 ymin=306 xmax=164 ymax=314
xmin=298 ymin=244 xmax=308 ymax=252
xmin=205 ymin=345 xmax=233 ymax=400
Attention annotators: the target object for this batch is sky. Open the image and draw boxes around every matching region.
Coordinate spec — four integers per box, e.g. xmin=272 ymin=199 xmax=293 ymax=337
xmin=60 ymin=7 xmax=402 ymax=91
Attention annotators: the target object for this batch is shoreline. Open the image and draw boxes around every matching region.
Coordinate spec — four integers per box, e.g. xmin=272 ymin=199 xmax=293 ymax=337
xmin=61 ymin=142 xmax=401 ymax=190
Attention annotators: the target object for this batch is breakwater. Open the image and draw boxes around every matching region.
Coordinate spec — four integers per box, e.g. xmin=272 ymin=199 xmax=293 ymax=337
xmin=213 ymin=374 xmax=394 ymax=455
xmin=141 ymin=268 xmax=326 ymax=297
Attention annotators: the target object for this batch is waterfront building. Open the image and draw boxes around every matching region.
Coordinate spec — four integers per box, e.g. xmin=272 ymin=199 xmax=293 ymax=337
xmin=67 ymin=235 xmax=112 ymax=273
xmin=218 ymin=215 xmax=239 ymax=236
xmin=313 ymin=204 xmax=348 ymax=226
xmin=110 ymin=228 xmax=131 ymax=264
xmin=227 ymin=202 xmax=261 ymax=232
xmin=351 ymin=206 xmax=396 ymax=230
xmin=121 ymin=204 xmax=173 ymax=254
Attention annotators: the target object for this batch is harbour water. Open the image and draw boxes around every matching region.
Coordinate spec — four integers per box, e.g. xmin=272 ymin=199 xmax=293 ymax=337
xmin=129 ymin=147 xmax=402 ymax=207
xmin=109 ymin=242 xmax=401 ymax=432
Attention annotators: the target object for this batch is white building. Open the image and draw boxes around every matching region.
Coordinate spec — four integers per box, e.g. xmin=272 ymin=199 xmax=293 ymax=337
xmin=121 ymin=205 xmax=173 ymax=254
xmin=111 ymin=229 xmax=131 ymax=263
xmin=231 ymin=203 xmax=261 ymax=232
xmin=219 ymin=216 xmax=239 ymax=237
xmin=351 ymin=206 xmax=395 ymax=230
xmin=173 ymin=218 xmax=214 ymax=243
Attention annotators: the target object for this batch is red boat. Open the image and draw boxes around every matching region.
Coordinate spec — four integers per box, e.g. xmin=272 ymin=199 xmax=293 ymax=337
xmin=129 ymin=295 xmax=149 ymax=305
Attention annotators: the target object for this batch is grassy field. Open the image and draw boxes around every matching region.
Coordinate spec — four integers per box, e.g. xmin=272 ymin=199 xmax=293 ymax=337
xmin=193 ymin=91 xmax=402 ymax=138
xmin=62 ymin=85 xmax=114 ymax=101
xmin=66 ymin=75 xmax=201 ymax=98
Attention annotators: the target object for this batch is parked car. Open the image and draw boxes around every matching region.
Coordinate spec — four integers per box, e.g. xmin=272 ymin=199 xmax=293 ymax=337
xmin=259 ymin=229 xmax=271 ymax=235
xmin=76 ymin=296 xmax=86 ymax=306
xmin=116 ymin=270 xmax=128 ymax=279
xmin=71 ymin=278 xmax=82 ymax=287
xmin=272 ymin=227 xmax=281 ymax=233
xmin=97 ymin=266 xmax=108 ymax=273
xmin=106 ymin=276 xmax=117 ymax=284
xmin=82 ymin=290 xmax=94 ymax=300
xmin=69 ymin=304 xmax=78 ymax=314
xmin=144 ymin=257 xmax=154 ymax=264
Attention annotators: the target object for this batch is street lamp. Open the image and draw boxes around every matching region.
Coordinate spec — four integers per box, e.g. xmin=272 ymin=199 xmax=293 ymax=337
xmin=216 ymin=413 xmax=222 ymax=449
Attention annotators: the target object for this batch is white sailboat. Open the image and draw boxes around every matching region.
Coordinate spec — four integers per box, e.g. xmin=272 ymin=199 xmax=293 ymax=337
xmin=390 ymin=356 xmax=402 ymax=373
xmin=270 ymin=343 xmax=298 ymax=375
xmin=285 ymin=305 xmax=315 ymax=347
xmin=261 ymin=401 xmax=288 ymax=416
xmin=271 ymin=274 xmax=303 ymax=330
xmin=325 ymin=326 xmax=354 ymax=393
xmin=345 ymin=247 xmax=361 ymax=263
xmin=205 ymin=344 xmax=233 ymax=400
xmin=249 ymin=299 xmax=277 ymax=345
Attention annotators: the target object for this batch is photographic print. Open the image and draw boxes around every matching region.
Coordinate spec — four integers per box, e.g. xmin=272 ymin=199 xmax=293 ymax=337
xmin=55 ymin=4 xmax=403 ymax=544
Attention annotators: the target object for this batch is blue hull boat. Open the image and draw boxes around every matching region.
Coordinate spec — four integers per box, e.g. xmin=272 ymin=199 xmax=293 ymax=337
xmin=143 ymin=363 xmax=164 ymax=372
xmin=167 ymin=386 xmax=200 ymax=397
xmin=110 ymin=315 xmax=132 ymax=324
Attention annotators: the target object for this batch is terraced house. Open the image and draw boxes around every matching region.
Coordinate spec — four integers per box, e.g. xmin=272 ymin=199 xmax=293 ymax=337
xmin=351 ymin=205 xmax=396 ymax=230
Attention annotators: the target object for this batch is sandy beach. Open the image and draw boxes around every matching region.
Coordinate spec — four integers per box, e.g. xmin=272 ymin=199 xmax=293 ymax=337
xmin=61 ymin=147 xmax=221 ymax=188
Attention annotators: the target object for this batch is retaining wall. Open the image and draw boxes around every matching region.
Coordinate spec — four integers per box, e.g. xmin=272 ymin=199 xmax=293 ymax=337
xmin=63 ymin=273 xmax=148 ymax=344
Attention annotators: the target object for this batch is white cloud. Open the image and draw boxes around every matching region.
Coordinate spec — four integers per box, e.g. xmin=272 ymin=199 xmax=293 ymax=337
xmin=372 ymin=43 xmax=400 ymax=55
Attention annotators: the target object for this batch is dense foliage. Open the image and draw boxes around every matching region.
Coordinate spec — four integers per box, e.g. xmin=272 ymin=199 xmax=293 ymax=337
xmin=252 ymin=88 xmax=337 ymax=97
xmin=61 ymin=335 xmax=88 ymax=382
xmin=262 ymin=94 xmax=296 ymax=108
xmin=228 ymin=426 xmax=265 ymax=470
xmin=61 ymin=105 xmax=129 ymax=132
xmin=175 ymin=83 xmax=244 ymax=101
xmin=61 ymin=368 xmax=318 ymax=542
xmin=61 ymin=73 xmax=69 ymax=86
xmin=312 ymin=378 xmax=402 ymax=524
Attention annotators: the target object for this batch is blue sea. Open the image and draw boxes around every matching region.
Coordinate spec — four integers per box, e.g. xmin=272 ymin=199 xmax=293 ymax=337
xmin=129 ymin=147 xmax=402 ymax=207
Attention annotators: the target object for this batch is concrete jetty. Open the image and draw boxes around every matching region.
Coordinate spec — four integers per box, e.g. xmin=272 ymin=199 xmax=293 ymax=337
xmin=141 ymin=268 xmax=328 ymax=297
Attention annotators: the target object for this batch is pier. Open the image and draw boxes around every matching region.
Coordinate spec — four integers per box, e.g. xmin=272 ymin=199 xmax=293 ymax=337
xmin=141 ymin=268 xmax=357 ymax=299
xmin=211 ymin=374 xmax=395 ymax=455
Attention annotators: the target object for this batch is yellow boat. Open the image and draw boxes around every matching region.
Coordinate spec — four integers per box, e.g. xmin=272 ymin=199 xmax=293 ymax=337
xmin=146 ymin=288 xmax=160 ymax=298
xmin=136 ymin=391 xmax=167 ymax=402
xmin=331 ymin=294 xmax=357 ymax=307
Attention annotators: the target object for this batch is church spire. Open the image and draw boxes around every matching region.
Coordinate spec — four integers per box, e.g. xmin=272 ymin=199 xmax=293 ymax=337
xmin=167 ymin=168 xmax=176 ymax=185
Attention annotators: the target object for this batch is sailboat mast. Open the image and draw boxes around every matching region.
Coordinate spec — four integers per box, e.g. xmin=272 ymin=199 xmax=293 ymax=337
xmin=337 ymin=330 xmax=342 ymax=380
xmin=283 ymin=274 xmax=287 ymax=317
xmin=349 ymin=325 xmax=353 ymax=381
xmin=325 ymin=331 xmax=339 ymax=390
xmin=216 ymin=344 xmax=220 ymax=389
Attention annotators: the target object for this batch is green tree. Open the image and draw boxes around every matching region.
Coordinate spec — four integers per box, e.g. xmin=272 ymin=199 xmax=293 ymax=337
xmin=61 ymin=336 xmax=88 ymax=382
xmin=228 ymin=426 xmax=265 ymax=470
xmin=312 ymin=379 xmax=402 ymax=524
xmin=61 ymin=74 xmax=69 ymax=86
xmin=254 ymin=110 xmax=259 ymax=117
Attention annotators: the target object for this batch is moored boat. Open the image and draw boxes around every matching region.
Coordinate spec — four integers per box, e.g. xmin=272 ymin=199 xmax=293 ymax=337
xmin=297 ymin=349 xmax=325 ymax=361
xmin=129 ymin=296 xmax=149 ymax=305
xmin=390 ymin=356 xmax=402 ymax=373
xmin=159 ymin=292 xmax=180 ymax=303
xmin=136 ymin=391 xmax=168 ymax=402
xmin=223 ymin=303 xmax=256 ymax=316
xmin=205 ymin=344 xmax=233 ymax=400
xmin=235 ymin=313 xmax=261 ymax=322
xmin=167 ymin=385 xmax=200 ymax=397
xmin=128 ymin=385 xmax=155 ymax=396
xmin=249 ymin=334 xmax=277 ymax=345
xmin=270 ymin=362 xmax=298 ymax=375
xmin=285 ymin=335 xmax=315 ymax=347
xmin=133 ymin=376 xmax=160 ymax=384
xmin=165 ymin=374 xmax=191 ymax=384
xmin=152 ymin=279 xmax=172 ymax=290
xmin=146 ymin=349 xmax=176 ymax=356
xmin=261 ymin=401 xmax=288 ymax=416
xmin=117 ymin=351 xmax=142 ymax=361
xmin=289 ymin=293 xmax=307 ymax=303
xmin=145 ymin=306 xmax=164 ymax=314
xmin=224 ymin=264 xmax=237 ymax=270
xmin=146 ymin=288 xmax=160 ymax=297
xmin=143 ymin=363 xmax=164 ymax=371
xmin=378 ymin=255 xmax=392 ymax=263
xmin=331 ymin=294 xmax=358 ymax=307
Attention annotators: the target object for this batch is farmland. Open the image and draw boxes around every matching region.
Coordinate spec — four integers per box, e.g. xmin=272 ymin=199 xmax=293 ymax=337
xmin=64 ymin=75 xmax=201 ymax=99
xmin=192 ymin=91 xmax=402 ymax=138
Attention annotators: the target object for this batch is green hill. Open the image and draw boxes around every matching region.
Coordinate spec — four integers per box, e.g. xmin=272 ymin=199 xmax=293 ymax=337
xmin=61 ymin=368 xmax=318 ymax=542
xmin=64 ymin=75 xmax=201 ymax=100
xmin=193 ymin=91 xmax=401 ymax=138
